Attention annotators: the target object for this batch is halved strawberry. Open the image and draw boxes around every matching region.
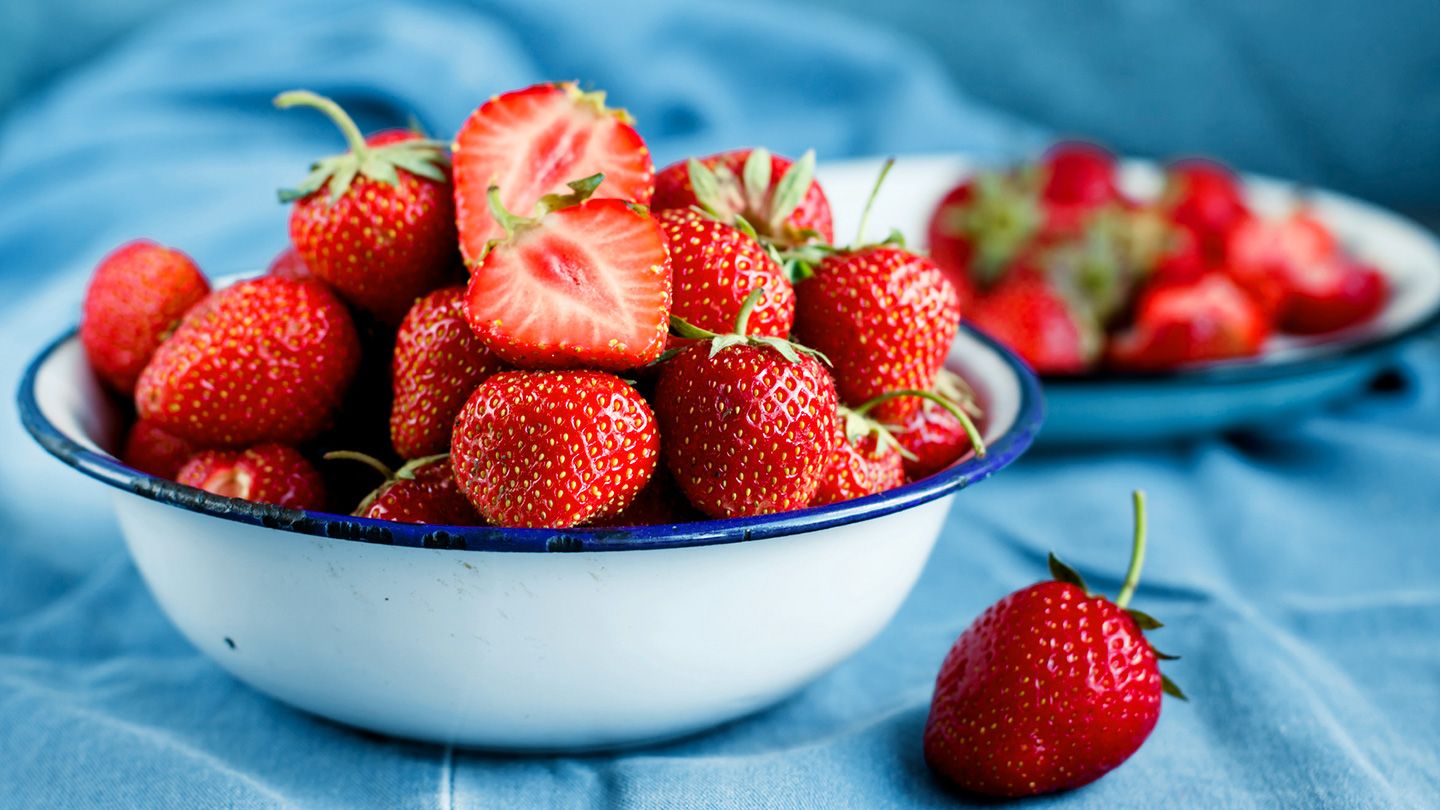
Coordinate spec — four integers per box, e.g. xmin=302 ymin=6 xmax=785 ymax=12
xmin=465 ymin=177 xmax=671 ymax=371
xmin=453 ymin=82 xmax=654 ymax=262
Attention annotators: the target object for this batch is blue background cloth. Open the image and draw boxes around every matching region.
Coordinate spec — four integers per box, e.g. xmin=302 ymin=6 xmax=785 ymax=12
xmin=2 ymin=0 xmax=1439 ymax=806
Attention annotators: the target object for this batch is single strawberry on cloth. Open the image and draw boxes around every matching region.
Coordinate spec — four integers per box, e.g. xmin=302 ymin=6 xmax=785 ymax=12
xmin=2 ymin=0 xmax=1440 ymax=807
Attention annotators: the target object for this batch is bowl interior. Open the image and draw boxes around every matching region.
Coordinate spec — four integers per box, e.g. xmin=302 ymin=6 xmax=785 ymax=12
xmin=21 ymin=324 xmax=1043 ymax=553
xmin=818 ymin=154 xmax=1440 ymax=378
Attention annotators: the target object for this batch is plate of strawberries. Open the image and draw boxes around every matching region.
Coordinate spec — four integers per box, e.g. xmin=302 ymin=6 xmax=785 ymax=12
xmin=818 ymin=144 xmax=1440 ymax=444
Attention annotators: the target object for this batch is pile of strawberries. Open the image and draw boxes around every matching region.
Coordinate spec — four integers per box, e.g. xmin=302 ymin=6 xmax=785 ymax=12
xmin=927 ymin=142 xmax=1390 ymax=373
xmin=80 ymin=82 xmax=985 ymax=529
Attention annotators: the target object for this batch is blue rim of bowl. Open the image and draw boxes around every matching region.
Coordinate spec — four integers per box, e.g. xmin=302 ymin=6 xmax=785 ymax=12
xmin=17 ymin=325 xmax=1045 ymax=553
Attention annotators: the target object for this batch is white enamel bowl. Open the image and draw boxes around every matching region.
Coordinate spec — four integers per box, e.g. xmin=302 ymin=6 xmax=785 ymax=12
xmin=819 ymin=156 xmax=1440 ymax=445
xmin=18 ymin=325 xmax=1042 ymax=752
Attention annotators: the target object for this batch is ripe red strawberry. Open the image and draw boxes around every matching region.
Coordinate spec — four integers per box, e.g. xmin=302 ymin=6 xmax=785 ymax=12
xmin=450 ymin=370 xmax=659 ymax=528
xmin=653 ymin=148 xmax=833 ymax=247
xmin=265 ymin=246 xmax=314 ymax=281
xmin=810 ymin=417 xmax=905 ymax=506
xmin=793 ymin=245 xmax=960 ymax=423
xmin=453 ymin=82 xmax=654 ymax=262
xmin=1108 ymin=274 xmax=1269 ymax=369
xmin=1225 ymin=209 xmax=1339 ymax=321
xmin=1040 ymin=141 xmax=1120 ymax=235
xmin=924 ymin=172 xmax=1042 ymax=293
xmin=278 ymin=90 xmax=457 ymax=324
xmin=1165 ymin=159 xmax=1250 ymax=263
xmin=465 ymin=177 xmax=671 ymax=371
xmin=1281 ymin=259 xmax=1388 ymax=335
xmin=177 ymin=443 xmax=326 ymax=510
xmin=391 ymin=286 xmax=507 ymax=459
xmin=121 ymin=418 xmax=200 ymax=480
xmin=80 ymin=240 xmax=211 ymax=395
xmin=657 ymin=292 xmax=840 ymax=517
xmin=135 ymin=276 xmax=361 ymax=447
xmin=656 ymin=207 xmax=793 ymax=337
xmin=924 ymin=492 xmax=1183 ymax=797
xmin=327 ymin=452 xmax=483 ymax=525
xmin=585 ymin=466 xmax=699 ymax=528
xmin=965 ymin=265 xmax=1101 ymax=374
xmin=889 ymin=370 xmax=986 ymax=480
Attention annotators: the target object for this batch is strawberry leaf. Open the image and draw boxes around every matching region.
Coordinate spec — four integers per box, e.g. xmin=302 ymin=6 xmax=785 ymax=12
xmin=1048 ymin=553 xmax=1089 ymax=592
xmin=687 ymin=158 xmax=728 ymax=218
xmin=360 ymin=154 xmax=400 ymax=187
xmin=1161 ymin=673 xmax=1189 ymax=701
xmin=1127 ymin=608 xmax=1164 ymax=630
xmin=1151 ymin=646 xmax=1181 ymax=661
xmin=742 ymin=148 xmax=772 ymax=216
xmin=768 ymin=149 xmax=815 ymax=229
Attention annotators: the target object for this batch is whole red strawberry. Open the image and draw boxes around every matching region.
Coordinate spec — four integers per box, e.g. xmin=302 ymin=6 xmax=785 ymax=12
xmin=453 ymin=82 xmax=654 ymax=263
xmin=965 ymin=265 xmax=1101 ymax=374
xmin=177 ymin=443 xmax=326 ymax=510
xmin=121 ymin=418 xmax=200 ymax=480
xmin=265 ymin=246 xmax=314 ymax=281
xmin=80 ymin=240 xmax=210 ymax=394
xmin=656 ymin=207 xmax=793 ymax=337
xmin=1108 ymin=274 xmax=1269 ymax=369
xmin=391 ymin=286 xmax=507 ymax=459
xmin=451 ymin=370 xmax=659 ymax=528
xmin=585 ymin=466 xmax=699 ymax=528
xmin=1282 ymin=259 xmax=1388 ymax=335
xmin=653 ymin=148 xmax=833 ymax=247
xmin=465 ymin=176 xmax=672 ymax=371
xmin=1165 ymin=159 xmax=1250 ymax=263
xmin=1039 ymin=141 xmax=1121 ymax=236
xmin=889 ymin=371 xmax=986 ymax=480
xmin=809 ymin=416 xmax=905 ymax=507
xmin=278 ymin=90 xmax=457 ymax=324
xmin=656 ymin=290 xmax=839 ymax=517
xmin=327 ymin=452 xmax=483 ymax=525
xmin=924 ymin=492 xmax=1183 ymax=797
xmin=1225 ymin=209 xmax=1339 ymax=322
xmin=135 ymin=276 xmax=360 ymax=447
xmin=793 ymin=244 xmax=960 ymax=423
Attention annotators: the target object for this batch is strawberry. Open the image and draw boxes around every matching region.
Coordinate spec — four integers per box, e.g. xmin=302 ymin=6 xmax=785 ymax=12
xmin=1108 ymin=274 xmax=1269 ymax=369
xmin=277 ymin=90 xmax=457 ymax=324
xmin=653 ymin=148 xmax=833 ymax=247
xmin=924 ymin=491 xmax=1183 ymax=797
xmin=793 ymin=245 xmax=960 ymax=423
xmin=265 ymin=246 xmax=314 ymax=281
xmin=79 ymin=240 xmax=211 ymax=395
xmin=465 ymin=176 xmax=671 ymax=371
xmin=391 ymin=286 xmax=507 ymax=459
xmin=121 ymin=418 xmax=200 ymax=480
xmin=135 ymin=276 xmax=361 ymax=447
xmin=924 ymin=172 xmax=1042 ymax=293
xmin=453 ymin=82 xmax=654 ymax=262
xmin=889 ymin=370 xmax=987 ymax=480
xmin=1164 ymin=159 xmax=1250 ymax=264
xmin=656 ymin=290 xmax=840 ymax=518
xmin=1040 ymin=141 xmax=1120 ymax=235
xmin=967 ymin=264 xmax=1100 ymax=375
xmin=656 ymin=207 xmax=793 ymax=337
xmin=1225 ymin=209 xmax=1339 ymax=321
xmin=450 ymin=370 xmax=659 ymax=528
xmin=177 ymin=443 xmax=326 ymax=510
xmin=327 ymin=452 xmax=482 ymax=525
xmin=584 ymin=466 xmax=699 ymax=528
xmin=1281 ymin=259 xmax=1388 ymax=335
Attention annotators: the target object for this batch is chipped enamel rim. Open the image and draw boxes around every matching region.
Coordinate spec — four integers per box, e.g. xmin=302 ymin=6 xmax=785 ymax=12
xmin=17 ymin=325 xmax=1044 ymax=553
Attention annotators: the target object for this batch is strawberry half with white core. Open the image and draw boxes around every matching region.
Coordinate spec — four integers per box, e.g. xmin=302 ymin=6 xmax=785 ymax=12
xmin=924 ymin=492 xmax=1184 ymax=797
xmin=653 ymin=148 xmax=833 ymax=248
xmin=276 ymin=90 xmax=457 ymax=324
xmin=465 ymin=175 xmax=672 ymax=371
xmin=453 ymin=82 xmax=654 ymax=263
xmin=658 ymin=288 xmax=840 ymax=518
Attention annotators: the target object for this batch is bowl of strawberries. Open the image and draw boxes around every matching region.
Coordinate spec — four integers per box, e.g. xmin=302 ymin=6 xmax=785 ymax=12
xmin=818 ymin=144 xmax=1440 ymax=445
xmin=17 ymin=83 xmax=1042 ymax=751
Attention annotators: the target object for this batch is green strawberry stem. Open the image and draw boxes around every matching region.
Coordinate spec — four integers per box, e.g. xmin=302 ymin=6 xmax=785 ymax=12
xmin=322 ymin=450 xmax=394 ymax=480
xmin=853 ymin=388 xmax=986 ymax=458
xmin=854 ymin=157 xmax=896 ymax=246
xmin=733 ymin=286 xmax=765 ymax=336
xmin=1115 ymin=489 xmax=1148 ymax=609
xmin=274 ymin=90 xmax=370 ymax=159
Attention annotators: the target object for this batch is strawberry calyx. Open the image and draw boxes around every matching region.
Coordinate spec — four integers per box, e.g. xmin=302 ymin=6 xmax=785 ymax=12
xmin=668 ymin=286 xmax=826 ymax=364
xmin=837 ymin=405 xmax=911 ymax=461
xmin=324 ymin=450 xmax=450 ymax=516
xmin=852 ymin=386 xmax=987 ymax=459
xmin=939 ymin=168 xmax=1044 ymax=287
xmin=777 ymin=157 xmax=907 ymax=282
xmin=1048 ymin=491 xmax=1187 ymax=700
xmin=274 ymin=89 xmax=449 ymax=204
xmin=687 ymin=147 xmax=817 ymax=243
